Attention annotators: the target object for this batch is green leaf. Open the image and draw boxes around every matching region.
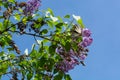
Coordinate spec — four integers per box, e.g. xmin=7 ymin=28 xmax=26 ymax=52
xmin=61 ymin=38 xmax=66 ymax=46
xmin=3 ymin=2 xmax=8 ymax=8
xmin=55 ymin=23 xmax=63 ymax=33
xmin=0 ymin=62 xmax=9 ymax=75
xmin=64 ymin=74 xmax=72 ymax=80
xmin=3 ymin=20 xmax=10 ymax=29
xmin=40 ymin=29 xmax=48 ymax=35
xmin=34 ymin=23 xmax=41 ymax=28
xmin=7 ymin=47 xmax=14 ymax=51
xmin=0 ymin=1 xmax=2 ymax=6
xmin=34 ymin=74 xmax=42 ymax=80
xmin=76 ymin=36 xmax=82 ymax=42
xmin=0 ymin=22 xmax=2 ymax=31
xmin=46 ymin=20 xmax=53 ymax=27
xmin=8 ymin=0 xmax=15 ymax=3
xmin=37 ymin=17 xmax=43 ymax=22
xmin=64 ymin=15 xmax=70 ymax=18
xmin=0 ymin=38 xmax=6 ymax=48
xmin=77 ymin=19 xmax=85 ymax=28
xmin=14 ymin=13 xmax=21 ymax=21
xmin=30 ymin=49 xmax=37 ymax=58
xmin=53 ymin=72 xmax=64 ymax=80
xmin=22 ymin=17 xmax=28 ymax=24
xmin=49 ymin=44 xmax=57 ymax=55
xmin=53 ymin=69 xmax=59 ymax=74
xmin=47 ymin=8 xmax=54 ymax=16
xmin=55 ymin=23 xmax=63 ymax=28
xmin=0 ymin=16 xmax=4 ymax=19
xmin=27 ymin=73 xmax=33 ymax=80
xmin=18 ymin=8 xmax=23 ymax=13
xmin=72 ymin=42 xmax=78 ymax=51
xmin=31 ymin=44 xmax=36 ymax=51
xmin=39 ymin=57 xmax=47 ymax=67
xmin=27 ymin=16 xmax=33 ymax=20
xmin=57 ymin=16 xmax=63 ymax=22
xmin=10 ymin=24 xmax=16 ymax=32
xmin=9 ymin=53 xmax=15 ymax=59
xmin=0 ymin=51 xmax=4 ymax=56
xmin=65 ymin=41 xmax=71 ymax=51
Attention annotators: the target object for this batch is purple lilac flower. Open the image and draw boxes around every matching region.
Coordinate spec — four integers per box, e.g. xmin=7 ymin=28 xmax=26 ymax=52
xmin=79 ymin=37 xmax=93 ymax=47
xmin=55 ymin=48 xmax=80 ymax=72
xmin=24 ymin=0 xmax=41 ymax=15
xmin=55 ymin=47 xmax=88 ymax=72
xmin=69 ymin=49 xmax=75 ymax=56
xmin=55 ymin=35 xmax=92 ymax=72
xmin=56 ymin=58 xmax=79 ymax=72
xmin=79 ymin=54 xmax=86 ymax=60
xmin=82 ymin=28 xmax=91 ymax=37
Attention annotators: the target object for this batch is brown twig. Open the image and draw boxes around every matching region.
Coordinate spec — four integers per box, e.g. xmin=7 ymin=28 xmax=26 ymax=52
xmin=8 ymin=30 xmax=60 ymax=44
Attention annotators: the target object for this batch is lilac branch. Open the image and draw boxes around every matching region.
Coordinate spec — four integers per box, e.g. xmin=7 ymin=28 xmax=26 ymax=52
xmin=8 ymin=30 xmax=60 ymax=43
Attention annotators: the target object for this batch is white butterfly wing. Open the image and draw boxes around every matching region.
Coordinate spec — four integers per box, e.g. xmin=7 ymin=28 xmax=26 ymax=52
xmin=74 ymin=25 xmax=82 ymax=34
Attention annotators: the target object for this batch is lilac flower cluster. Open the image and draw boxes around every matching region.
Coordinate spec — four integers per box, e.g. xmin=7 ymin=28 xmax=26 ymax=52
xmin=56 ymin=58 xmax=79 ymax=72
xmin=24 ymin=0 xmax=41 ymax=15
xmin=55 ymin=28 xmax=93 ymax=73
xmin=79 ymin=28 xmax=93 ymax=47
xmin=55 ymin=47 xmax=88 ymax=72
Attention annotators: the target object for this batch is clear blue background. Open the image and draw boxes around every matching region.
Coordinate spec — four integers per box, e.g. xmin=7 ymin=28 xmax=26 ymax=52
xmin=39 ymin=0 xmax=120 ymax=80
xmin=2 ymin=0 xmax=120 ymax=80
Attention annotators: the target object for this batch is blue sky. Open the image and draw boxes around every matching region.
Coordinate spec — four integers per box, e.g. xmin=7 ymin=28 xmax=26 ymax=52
xmin=39 ymin=0 xmax=120 ymax=80
xmin=2 ymin=0 xmax=120 ymax=80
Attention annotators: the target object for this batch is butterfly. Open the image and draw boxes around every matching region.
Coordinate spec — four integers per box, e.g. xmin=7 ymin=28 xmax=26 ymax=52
xmin=71 ymin=24 xmax=82 ymax=39
xmin=74 ymin=24 xmax=82 ymax=34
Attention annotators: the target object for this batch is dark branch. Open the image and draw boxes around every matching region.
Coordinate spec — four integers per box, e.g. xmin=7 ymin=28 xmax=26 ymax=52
xmin=8 ymin=30 xmax=60 ymax=43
